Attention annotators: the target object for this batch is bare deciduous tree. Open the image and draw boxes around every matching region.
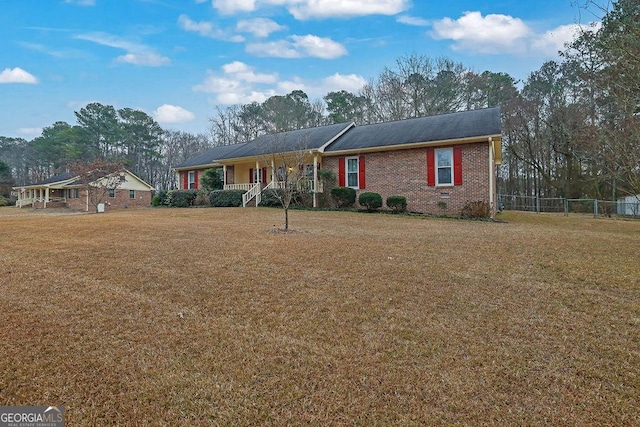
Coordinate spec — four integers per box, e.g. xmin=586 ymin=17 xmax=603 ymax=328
xmin=69 ymin=159 xmax=125 ymax=212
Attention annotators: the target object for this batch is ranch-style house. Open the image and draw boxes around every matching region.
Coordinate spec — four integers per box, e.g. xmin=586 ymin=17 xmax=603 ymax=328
xmin=14 ymin=169 xmax=153 ymax=211
xmin=173 ymin=107 xmax=503 ymax=216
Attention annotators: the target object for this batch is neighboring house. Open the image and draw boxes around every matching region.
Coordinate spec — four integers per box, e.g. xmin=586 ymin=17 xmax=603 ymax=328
xmin=617 ymin=195 xmax=640 ymax=216
xmin=173 ymin=107 xmax=503 ymax=215
xmin=14 ymin=169 xmax=153 ymax=211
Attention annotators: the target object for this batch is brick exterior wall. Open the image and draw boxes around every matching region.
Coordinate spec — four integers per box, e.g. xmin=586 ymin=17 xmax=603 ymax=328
xmin=65 ymin=188 xmax=151 ymax=211
xmin=322 ymin=142 xmax=492 ymax=215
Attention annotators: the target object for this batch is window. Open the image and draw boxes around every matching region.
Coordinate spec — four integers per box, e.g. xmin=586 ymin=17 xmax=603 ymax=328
xmin=129 ymin=190 xmax=135 ymax=199
xmin=74 ymin=188 xmax=79 ymax=198
xmin=339 ymin=156 xmax=365 ymax=189
xmin=108 ymin=188 xmax=115 ymax=198
xmin=188 ymin=171 xmax=195 ymax=189
xmin=346 ymin=157 xmax=359 ymax=188
xmin=436 ymin=148 xmax=453 ymax=186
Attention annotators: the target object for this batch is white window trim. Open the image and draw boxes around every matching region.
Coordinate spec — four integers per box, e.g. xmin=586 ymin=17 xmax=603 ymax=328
xmin=188 ymin=171 xmax=195 ymax=189
xmin=435 ymin=147 xmax=453 ymax=187
xmin=346 ymin=156 xmax=359 ymax=189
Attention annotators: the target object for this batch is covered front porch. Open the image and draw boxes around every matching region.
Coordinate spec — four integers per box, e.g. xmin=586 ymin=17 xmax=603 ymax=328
xmin=221 ymin=153 xmax=324 ymax=207
xmin=15 ymin=187 xmax=71 ymax=208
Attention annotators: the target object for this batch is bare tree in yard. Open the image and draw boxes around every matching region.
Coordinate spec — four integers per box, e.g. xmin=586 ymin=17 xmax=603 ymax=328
xmin=69 ymin=159 xmax=125 ymax=212
xmin=259 ymin=132 xmax=310 ymax=232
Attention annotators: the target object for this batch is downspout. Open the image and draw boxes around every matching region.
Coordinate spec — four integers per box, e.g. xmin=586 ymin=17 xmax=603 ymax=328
xmin=313 ymin=154 xmax=318 ymax=208
xmin=488 ymin=138 xmax=495 ymax=217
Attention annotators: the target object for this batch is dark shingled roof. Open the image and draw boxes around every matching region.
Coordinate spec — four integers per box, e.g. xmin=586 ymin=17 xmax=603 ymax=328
xmin=29 ymin=172 xmax=76 ymax=186
xmin=173 ymin=108 xmax=501 ymax=168
xmin=173 ymin=143 xmax=247 ymax=169
xmin=323 ymin=107 xmax=501 ymax=153
xmin=222 ymin=122 xmax=353 ymax=159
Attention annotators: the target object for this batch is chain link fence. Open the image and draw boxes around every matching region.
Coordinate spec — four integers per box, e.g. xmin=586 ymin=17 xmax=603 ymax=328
xmin=498 ymin=194 xmax=640 ymax=218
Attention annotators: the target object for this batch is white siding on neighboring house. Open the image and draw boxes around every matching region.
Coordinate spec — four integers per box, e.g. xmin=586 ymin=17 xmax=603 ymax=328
xmin=617 ymin=195 xmax=640 ymax=216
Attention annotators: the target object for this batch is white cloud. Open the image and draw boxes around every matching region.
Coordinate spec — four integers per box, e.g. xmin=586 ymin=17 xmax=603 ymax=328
xmin=321 ymin=73 xmax=367 ymax=93
xmin=0 ymin=67 xmax=38 ymax=84
xmin=236 ymin=18 xmax=285 ymax=38
xmin=221 ymin=61 xmax=278 ymax=83
xmin=116 ymin=52 xmax=170 ymax=66
xmin=532 ymin=23 xmax=600 ymax=56
xmin=177 ymin=14 xmax=244 ymax=42
xmin=153 ymin=104 xmax=195 ymax=124
xmin=75 ymin=32 xmax=170 ymax=66
xmin=246 ymin=34 xmax=347 ymax=59
xmin=286 ymin=0 xmax=409 ymax=20
xmin=208 ymin=0 xmax=408 ymax=20
xmin=193 ymin=62 xmax=278 ymax=104
xmin=430 ymin=11 xmax=599 ymax=57
xmin=213 ymin=0 xmax=256 ymax=14
xmin=397 ymin=15 xmax=429 ymax=26
xmin=193 ymin=61 xmax=366 ymax=107
xmin=17 ymin=127 xmax=43 ymax=137
xmin=431 ymin=11 xmax=531 ymax=54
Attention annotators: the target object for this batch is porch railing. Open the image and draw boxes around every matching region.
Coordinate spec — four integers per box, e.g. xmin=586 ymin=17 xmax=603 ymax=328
xmin=242 ymin=183 xmax=262 ymax=207
xmin=224 ymin=183 xmax=253 ymax=191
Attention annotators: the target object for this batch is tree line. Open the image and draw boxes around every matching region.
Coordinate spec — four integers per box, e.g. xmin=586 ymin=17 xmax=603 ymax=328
xmin=0 ymin=104 xmax=210 ymax=191
xmin=1 ymin=0 xmax=637 ymax=200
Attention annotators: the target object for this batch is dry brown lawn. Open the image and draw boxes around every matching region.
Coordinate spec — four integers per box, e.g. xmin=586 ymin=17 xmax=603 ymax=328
xmin=1 ymin=207 xmax=638 ymax=426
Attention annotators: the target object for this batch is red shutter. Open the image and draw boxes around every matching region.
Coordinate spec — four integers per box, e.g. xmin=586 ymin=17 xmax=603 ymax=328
xmin=358 ymin=155 xmax=366 ymax=189
xmin=338 ymin=158 xmax=345 ymax=187
xmin=426 ymin=148 xmax=435 ymax=186
xmin=453 ymin=147 xmax=463 ymax=185
xmin=249 ymin=168 xmax=254 ymax=184
xmin=262 ymin=168 xmax=267 ymax=184
xmin=194 ymin=170 xmax=199 ymax=189
xmin=183 ymin=171 xmax=188 ymax=189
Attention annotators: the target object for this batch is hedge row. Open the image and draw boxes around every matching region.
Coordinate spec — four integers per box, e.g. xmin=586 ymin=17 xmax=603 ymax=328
xmin=152 ymin=189 xmax=246 ymax=208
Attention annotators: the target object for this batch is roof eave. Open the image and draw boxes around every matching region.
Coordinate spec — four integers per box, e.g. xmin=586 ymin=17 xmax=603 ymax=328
xmin=323 ymin=134 xmax=502 ymax=156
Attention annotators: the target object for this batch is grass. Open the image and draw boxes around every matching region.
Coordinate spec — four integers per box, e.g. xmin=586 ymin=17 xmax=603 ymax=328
xmin=1 ymin=207 xmax=639 ymax=425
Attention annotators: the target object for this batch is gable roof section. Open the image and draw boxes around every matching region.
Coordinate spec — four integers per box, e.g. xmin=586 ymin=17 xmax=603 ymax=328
xmin=29 ymin=172 xmax=76 ymax=186
xmin=17 ymin=169 xmax=153 ymax=191
xmin=323 ymin=107 xmax=501 ymax=153
xmin=220 ymin=122 xmax=353 ymax=160
xmin=173 ymin=142 xmax=247 ymax=170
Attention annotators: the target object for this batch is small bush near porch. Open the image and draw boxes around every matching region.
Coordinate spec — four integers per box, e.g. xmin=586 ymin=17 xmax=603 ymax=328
xmin=1 ymin=209 xmax=638 ymax=425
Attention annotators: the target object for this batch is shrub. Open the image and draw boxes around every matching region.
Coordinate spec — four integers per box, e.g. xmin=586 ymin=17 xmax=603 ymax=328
xmin=331 ymin=187 xmax=356 ymax=208
xmin=460 ymin=200 xmax=490 ymax=218
xmin=0 ymin=196 xmax=9 ymax=207
xmin=358 ymin=192 xmax=383 ymax=211
xmin=260 ymin=189 xmax=283 ymax=207
xmin=386 ymin=196 xmax=407 ymax=212
xmin=209 ymin=190 xmax=245 ymax=207
xmin=193 ymin=190 xmax=211 ymax=207
xmin=151 ymin=190 xmax=166 ymax=207
xmin=167 ymin=190 xmax=197 ymax=208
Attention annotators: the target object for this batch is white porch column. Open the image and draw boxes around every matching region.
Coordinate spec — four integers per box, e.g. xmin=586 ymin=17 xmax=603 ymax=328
xmin=44 ymin=187 xmax=50 ymax=208
xmin=255 ymin=161 xmax=260 ymax=184
xmin=271 ymin=160 xmax=276 ymax=183
xmin=313 ymin=154 xmax=319 ymax=208
xmin=223 ymin=165 xmax=227 ymax=186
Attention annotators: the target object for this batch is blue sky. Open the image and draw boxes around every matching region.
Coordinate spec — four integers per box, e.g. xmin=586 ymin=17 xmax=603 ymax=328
xmin=0 ymin=0 xmax=594 ymax=139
